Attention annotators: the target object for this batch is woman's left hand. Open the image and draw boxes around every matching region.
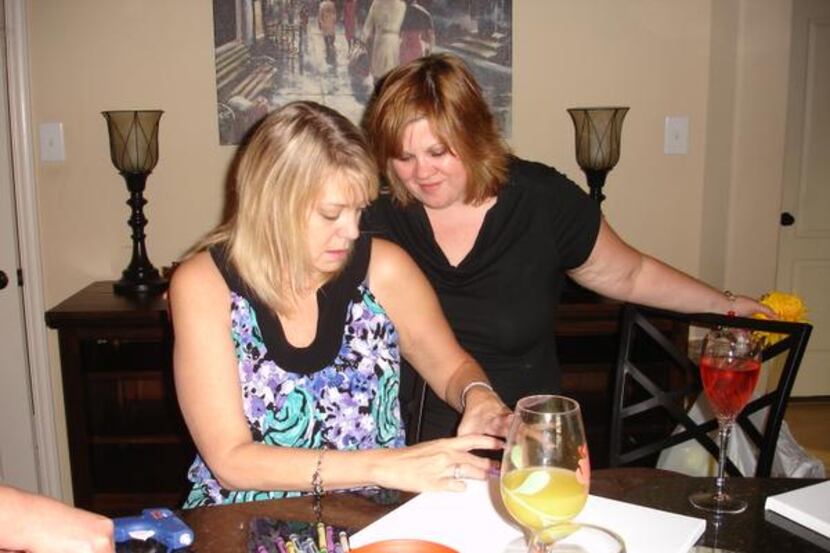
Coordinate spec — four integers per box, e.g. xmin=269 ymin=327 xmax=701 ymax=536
xmin=457 ymin=387 xmax=512 ymax=438
xmin=730 ymin=294 xmax=776 ymax=318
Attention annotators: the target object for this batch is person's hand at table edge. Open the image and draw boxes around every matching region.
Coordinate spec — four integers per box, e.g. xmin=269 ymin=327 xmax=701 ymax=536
xmin=370 ymin=434 xmax=502 ymax=493
xmin=456 ymin=383 xmax=512 ymax=439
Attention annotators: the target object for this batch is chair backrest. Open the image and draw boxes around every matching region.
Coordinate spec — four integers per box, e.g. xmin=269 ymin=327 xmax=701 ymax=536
xmin=398 ymin=361 xmax=429 ymax=445
xmin=410 ymin=375 xmax=428 ymax=445
xmin=608 ymin=303 xmax=812 ymax=477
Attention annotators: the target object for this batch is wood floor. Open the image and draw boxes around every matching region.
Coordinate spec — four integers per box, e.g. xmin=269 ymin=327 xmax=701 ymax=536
xmin=784 ymin=399 xmax=830 ymax=475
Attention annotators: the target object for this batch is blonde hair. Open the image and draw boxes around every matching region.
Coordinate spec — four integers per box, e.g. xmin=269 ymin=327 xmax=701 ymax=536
xmin=196 ymin=101 xmax=379 ymax=314
xmin=362 ymin=53 xmax=511 ymax=206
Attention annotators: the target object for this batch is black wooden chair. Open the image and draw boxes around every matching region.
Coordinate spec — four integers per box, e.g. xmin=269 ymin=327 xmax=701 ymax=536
xmin=398 ymin=362 xmax=429 ymax=445
xmin=608 ymin=304 xmax=812 ymax=477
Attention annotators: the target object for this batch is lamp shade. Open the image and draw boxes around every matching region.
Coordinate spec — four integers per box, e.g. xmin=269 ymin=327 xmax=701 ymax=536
xmin=102 ymin=110 xmax=163 ymax=174
xmin=567 ymin=107 xmax=628 ymax=172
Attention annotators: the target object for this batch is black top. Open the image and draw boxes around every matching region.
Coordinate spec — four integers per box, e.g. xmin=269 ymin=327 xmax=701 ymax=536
xmin=208 ymin=234 xmax=372 ymax=375
xmin=364 ymin=157 xmax=601 ymax=438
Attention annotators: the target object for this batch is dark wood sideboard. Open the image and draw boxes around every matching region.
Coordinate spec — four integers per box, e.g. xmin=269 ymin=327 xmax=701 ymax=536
xmin=45 ymin=281 xmax=195 ymax=516
xmin=46 ymin=281 xmax=680 ymax=516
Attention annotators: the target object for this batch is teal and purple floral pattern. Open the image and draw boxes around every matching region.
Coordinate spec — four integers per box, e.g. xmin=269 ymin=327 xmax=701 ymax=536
xmin=183 ymin=284 xmax=403 ymax=507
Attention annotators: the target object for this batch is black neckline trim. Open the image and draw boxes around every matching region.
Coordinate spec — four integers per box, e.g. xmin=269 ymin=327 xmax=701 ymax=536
xmin=209 ymin=235 xmax=371 ymax=374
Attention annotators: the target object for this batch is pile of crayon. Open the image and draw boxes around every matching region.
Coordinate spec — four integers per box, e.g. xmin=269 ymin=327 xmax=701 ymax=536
xmin=248 ymin=518 xmax=351 ymax=553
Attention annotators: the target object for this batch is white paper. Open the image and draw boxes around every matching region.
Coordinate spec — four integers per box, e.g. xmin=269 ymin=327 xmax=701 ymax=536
xmin=765 ymin=480 xmax=830 ymax=538
xmin=351 ymin=478 xmax=705 ymax=553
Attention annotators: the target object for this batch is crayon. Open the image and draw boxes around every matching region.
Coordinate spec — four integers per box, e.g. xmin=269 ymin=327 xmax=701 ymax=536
xmin=289 ymin=533 xmax=303 ymax=552
xmin=317 ymin=522 xmax=328 ymax=553
xmin=338 ymin=530 xmax=350 ymax=553
xmin=275 ymin=535 xmax=288 ymax=553
xmin=301 ymin=536 xmax=320 ymax=553
xmin=326 ymin=525 xmax=335 ymax=551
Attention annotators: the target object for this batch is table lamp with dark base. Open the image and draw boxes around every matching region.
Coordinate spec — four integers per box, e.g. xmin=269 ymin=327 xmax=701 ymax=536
xmin=567 ymin=106 xmax=628 ymax=206
xmin=103 ymin=110 xmax=168 ymax=296
xmin=563 ymin=106 xmax=629 ymax=299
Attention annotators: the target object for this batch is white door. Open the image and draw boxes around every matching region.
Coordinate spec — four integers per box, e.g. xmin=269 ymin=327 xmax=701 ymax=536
xmin=776 ymin=0 xmax=830 ymax=397
xmin=0 ymin=1 xmax=40 ymax=493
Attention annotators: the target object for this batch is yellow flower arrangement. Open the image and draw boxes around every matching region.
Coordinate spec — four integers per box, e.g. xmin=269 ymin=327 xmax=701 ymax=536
xmin=753 ymin=291 xmax=809 ymax=345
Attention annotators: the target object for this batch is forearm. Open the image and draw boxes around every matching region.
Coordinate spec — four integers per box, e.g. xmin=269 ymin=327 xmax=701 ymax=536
xmin=440 ymin=357 xmax=496 ymax=413
xmin=367 ymin=239 xmax=509 ymax=435
xmin=204 ymin=442 xmax=393 ymax=493
xmin=0 ymin=486 xmax=23 ymax=549
xmin=0 ymin=486 xmax=48 ymax=551
xmin=570 ymin=221 xmax=768 ymax=317
xmin=199 ymin=434 xmax=502 ymax=495
xmin=619 ymin=255 xmax=733 ymax=314
xmin=406 ymin=346 xmax=509 ymax=437
xmin=0 ymin=486 xmax=113 ymax=553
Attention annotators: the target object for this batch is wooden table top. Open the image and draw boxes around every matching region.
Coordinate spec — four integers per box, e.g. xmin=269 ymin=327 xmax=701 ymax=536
xmin=173 ymin=468 xmax=825 ymax=552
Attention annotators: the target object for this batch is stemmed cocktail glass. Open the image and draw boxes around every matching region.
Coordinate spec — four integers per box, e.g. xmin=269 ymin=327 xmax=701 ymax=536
xmin=689 ymin=326 xmax=763 ymax=514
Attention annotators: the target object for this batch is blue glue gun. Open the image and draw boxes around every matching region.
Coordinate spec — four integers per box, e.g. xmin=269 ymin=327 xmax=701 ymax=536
xmin=113 ymin=507 xmax=194 ymax=550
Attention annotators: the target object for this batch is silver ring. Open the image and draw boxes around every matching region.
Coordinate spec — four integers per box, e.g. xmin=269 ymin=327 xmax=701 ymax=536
xmin=452 ymin=464 xmax=462 ymax=480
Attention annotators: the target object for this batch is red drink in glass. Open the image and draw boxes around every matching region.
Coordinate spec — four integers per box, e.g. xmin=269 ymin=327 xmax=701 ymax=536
xmin=691 ymin=327 xmax=762 ymax=514
xmin=700 ymin=355 xmax=761 ymax=419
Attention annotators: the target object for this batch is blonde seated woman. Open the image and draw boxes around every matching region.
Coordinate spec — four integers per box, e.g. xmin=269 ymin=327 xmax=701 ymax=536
xmin=169 ymin=101 xmax=509 ymax=507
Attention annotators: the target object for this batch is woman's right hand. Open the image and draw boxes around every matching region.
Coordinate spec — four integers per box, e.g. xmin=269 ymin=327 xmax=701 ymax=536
xmin=372 ymin=434 xmax=502 ymax=493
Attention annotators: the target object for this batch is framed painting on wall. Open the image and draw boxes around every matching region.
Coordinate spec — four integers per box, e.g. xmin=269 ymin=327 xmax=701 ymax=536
xmin=213 ymin=0 xmax=512 ymax=145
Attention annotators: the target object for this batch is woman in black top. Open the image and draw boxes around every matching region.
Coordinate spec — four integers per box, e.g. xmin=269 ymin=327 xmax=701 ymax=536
xmin=362 ymin=53 xmax=772 ymax=440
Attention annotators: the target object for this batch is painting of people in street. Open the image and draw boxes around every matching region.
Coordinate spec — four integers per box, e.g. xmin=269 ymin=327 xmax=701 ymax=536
xmin=213 ymin=0 xmax=512 ymax=145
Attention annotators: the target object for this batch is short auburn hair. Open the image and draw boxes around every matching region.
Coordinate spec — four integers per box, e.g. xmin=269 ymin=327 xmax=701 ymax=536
xmin=362 ymin=53 xmax=511 ymax=206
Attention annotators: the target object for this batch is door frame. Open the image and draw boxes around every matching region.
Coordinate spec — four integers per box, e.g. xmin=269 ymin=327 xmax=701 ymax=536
xmin=4 ymin=0 xmax=62 ymax=500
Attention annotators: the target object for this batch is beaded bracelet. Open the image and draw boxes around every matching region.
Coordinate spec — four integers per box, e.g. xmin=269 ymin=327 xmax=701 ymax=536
xmin=724 ymin=290 xmax=737 ymax=315
xmin=312 ymin=448 xmax=325 ymax=521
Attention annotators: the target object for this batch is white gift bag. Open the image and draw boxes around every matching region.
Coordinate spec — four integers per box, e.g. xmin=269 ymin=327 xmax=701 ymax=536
xmin=656 ymin=394 xmax=825 ymax=478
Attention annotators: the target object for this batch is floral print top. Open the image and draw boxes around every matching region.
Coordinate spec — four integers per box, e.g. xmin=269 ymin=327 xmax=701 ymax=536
xmin=183 ymin=236 xmax=404 ymax=507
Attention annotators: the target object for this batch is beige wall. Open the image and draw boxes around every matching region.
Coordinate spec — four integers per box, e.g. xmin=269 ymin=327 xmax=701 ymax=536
xmin=31 ymin=0 xmax=230 ymax=300
xmin=515 ymin=0 xmax=713 ymax=276
xmin=27 ymin=0 xmax=792 ymax=500
xmin=700 ymin=0 xmax=739 ymax=287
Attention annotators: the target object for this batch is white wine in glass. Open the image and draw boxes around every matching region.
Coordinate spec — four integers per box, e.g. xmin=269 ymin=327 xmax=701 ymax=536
xmin=500 ymin=395 xmax=624 ymax=553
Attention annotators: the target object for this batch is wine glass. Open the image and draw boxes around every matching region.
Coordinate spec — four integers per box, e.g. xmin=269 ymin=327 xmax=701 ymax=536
xmin=500 ymin=395 xmax=624 ymax=553
xmin=689 ymin=325 xmax=763 ymax=514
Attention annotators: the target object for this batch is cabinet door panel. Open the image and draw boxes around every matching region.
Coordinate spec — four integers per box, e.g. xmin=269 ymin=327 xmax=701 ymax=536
xmin=90 ymin=443 xmax=194 ymax=494
xmin=86 ymin=373 xmax=185 ymax=437
xmin=81 ymin=337 xmax=171 ymax=373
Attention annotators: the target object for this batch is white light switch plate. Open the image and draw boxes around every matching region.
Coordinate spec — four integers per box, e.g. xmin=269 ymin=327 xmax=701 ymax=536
xmin=664 ymin=116 xmax=689 ymax=155
xmin=39 ymin=122 xmax=65 ymax=162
